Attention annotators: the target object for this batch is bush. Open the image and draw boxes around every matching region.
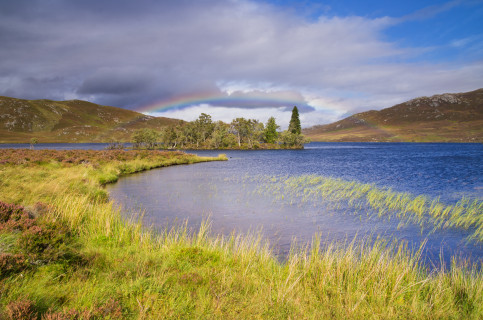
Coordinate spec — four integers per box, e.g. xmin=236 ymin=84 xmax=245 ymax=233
xmin=0 ymin=253 xmax=28 ymax=278
xmin=0 ymin=201 xmax=35 ymax=232
xmin=42 ymin=298 xmax=123 ymax=320
xmin=0 ymin=201 xmax=26 ymax=223
xmin=3 ymin=298 xmax=123 ymax=320
xmin=4 ymin=299 xmax=37 ymax=320
xmin=0 ymin=149 xmax=190 ymax=166
xmin=0 ymin=200 xmax=80 ymax=265
xmin=17 ymin=220 xmax=74 ymax=263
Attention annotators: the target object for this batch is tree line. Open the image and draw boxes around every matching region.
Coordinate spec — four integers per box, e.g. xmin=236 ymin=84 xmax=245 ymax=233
xmin=132 ymin=106 xmax=309 ymax=149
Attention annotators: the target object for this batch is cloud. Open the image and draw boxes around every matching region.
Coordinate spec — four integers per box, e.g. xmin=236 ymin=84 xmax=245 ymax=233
xmin=150 ymin=104 xmax=329 ymax=129
xmin=204 ymin=90 xmax=315 ymax=112
xmin=396 ymin=0 xmax=463 ymax=22
xmin=0 ymin=0 xmax=482 ymax=127
xmin=77 ymin=68 xmax=155 ymax=95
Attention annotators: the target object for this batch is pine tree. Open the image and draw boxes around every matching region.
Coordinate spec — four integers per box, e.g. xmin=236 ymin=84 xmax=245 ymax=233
xmin=288 ymin=106 xmax=301 ymax=135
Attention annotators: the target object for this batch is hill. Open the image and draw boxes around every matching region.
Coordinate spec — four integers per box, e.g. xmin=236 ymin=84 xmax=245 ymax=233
xmin=0 ymin=96 xmax=180 ymax=143
xmin=303 ymin=89 xmax=483 ymax=142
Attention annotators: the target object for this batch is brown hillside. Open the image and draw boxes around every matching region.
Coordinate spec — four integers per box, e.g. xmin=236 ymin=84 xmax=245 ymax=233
xmin=0 ymin=96 xmax=180 ymax=143
xmin=303 ymin=88 xmax=483 ymax=142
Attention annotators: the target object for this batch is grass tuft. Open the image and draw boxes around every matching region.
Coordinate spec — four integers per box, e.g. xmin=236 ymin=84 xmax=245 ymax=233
xmin=250 ymin=174 xmax=483 ymax=243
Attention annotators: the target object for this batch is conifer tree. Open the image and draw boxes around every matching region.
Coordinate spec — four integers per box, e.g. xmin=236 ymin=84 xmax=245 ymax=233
xmin=288 ymin=106 xmax=301 ymax=134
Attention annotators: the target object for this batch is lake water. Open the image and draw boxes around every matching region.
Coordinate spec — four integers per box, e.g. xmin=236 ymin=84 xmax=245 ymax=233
xmin=104 ymin=142 xmax=483 ymax=268
xmin=2 ymin=142 xmax=482 ymax=267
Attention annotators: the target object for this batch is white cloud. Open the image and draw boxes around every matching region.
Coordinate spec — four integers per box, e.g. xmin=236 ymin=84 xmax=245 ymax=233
xmin=0 ymin=0 xmax=482 ymax=127
xmin=150 ymin=104 xmax=333 ymax=129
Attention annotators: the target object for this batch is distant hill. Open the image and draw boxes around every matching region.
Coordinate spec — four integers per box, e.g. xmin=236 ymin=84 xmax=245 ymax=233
xmin=303 ymin=89 xmax=483 ymax=142
xmin=0 ymin=96 xmax=181 ymax=143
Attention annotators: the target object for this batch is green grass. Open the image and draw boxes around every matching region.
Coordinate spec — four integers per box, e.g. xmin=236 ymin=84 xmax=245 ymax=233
xmin=0 ymin=150 xmax=482 ymax=319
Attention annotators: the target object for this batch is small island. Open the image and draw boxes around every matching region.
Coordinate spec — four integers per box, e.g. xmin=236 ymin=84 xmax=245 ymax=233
xmin=132 ymin=107 xmax=308 ymax=150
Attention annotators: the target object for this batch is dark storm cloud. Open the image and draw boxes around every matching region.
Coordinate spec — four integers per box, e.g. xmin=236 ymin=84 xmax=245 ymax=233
xmin=1 ymin=76 xmax=70 ymax=101
xmin=77 ymin=69 xmax=154 ymax=95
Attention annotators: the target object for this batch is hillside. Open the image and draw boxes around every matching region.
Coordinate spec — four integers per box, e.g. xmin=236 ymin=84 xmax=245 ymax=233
xmin=303 ymin=89 xmax=483 ymax=142
xmin=0 ymin=96 xmax=181 ymax=143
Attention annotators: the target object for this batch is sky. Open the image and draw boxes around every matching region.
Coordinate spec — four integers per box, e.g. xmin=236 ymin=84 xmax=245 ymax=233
xmin=1 ymin=0 xmax=482 ymax=128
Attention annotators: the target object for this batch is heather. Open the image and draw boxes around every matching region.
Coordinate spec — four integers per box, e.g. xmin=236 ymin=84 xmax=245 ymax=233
xmin=0 ymin=149 xmax=482 ymax=319
xmin=0 ymin=148 xmax=194 ymax=166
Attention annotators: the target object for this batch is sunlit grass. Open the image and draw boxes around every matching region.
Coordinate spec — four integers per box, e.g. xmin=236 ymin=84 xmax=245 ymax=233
xmin=0 ymin=149 xmax=482 ymax=319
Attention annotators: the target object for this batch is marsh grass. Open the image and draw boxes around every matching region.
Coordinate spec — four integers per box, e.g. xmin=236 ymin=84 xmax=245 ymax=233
xmin=0 ymin=150 xmax=482 ymax=319
xmin=244 ymin=174 xmax=483 ymax=243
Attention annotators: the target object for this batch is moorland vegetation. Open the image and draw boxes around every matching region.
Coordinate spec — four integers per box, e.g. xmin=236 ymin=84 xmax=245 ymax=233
xmin=0 ymin=96 xmax=178 ymax=143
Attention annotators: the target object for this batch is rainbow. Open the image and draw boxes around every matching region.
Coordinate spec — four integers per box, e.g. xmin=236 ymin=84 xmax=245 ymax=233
xmin=133 ymin=92 xmax=402 ymax=139
xmin=137 ymin=91 xmax=309 ymax=114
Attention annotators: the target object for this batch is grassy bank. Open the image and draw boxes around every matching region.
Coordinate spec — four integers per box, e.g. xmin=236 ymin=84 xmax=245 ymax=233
xmin=0 ymin=150 xmax=482 ymax=319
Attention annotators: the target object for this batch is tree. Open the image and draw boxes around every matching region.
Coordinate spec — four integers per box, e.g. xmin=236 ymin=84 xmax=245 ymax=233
xmin=194 ymin=113 xmax=214 ymax=145
xmin=160 ymin=126 xmax=177 ymax=149
xmin=29 ymin=137 xmax=38 ymax=150
xmin=209 ymin=121 xmax=234 ymax=148
xmin=183 ymin=122 xmax=200 ymax=147
xmin=230 ymin=118 xmax=261 ymax=148
xmin=278 ymin=130 xmax=308 ymax=148
xmin=288 ymin=106 xmax=301 ymax=135
xmin=263 ymin=117 xmax=279 ymax=143
xmin=126 ymin=112 xmax=306 ymax=150
xmin=173 ymin=122 xmax=186 ymax=148
xmin=230 ymin=118 xmax=247 ymax=147
xmin=252 ymin=120 xmax=265 ymax=147
xmin=132 ymin=128 xmax=159 ymax=149
xmin=106 ymin=139 xmax=124 ymax=150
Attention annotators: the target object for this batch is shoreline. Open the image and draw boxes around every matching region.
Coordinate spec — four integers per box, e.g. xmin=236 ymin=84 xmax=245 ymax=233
xmin=0 ymin=149 xmax=482 ymax=318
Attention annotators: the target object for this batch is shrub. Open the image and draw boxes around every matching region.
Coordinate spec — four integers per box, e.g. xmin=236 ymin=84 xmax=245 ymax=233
xmin=0 ymin=201 xmax=35 ymax=232
xmin=0 ymin=201 xmax=26 ymax=223
xmin=0 ymin=253 xmax=28 ymax=278
xmin=4 ymin=299 xmax=37 ymax=320
xmin=0 ymin=149 xmax=194 ymax=166
xmin=42 ymin=298 xmax=123 ymax=320
xmin=17 ymin=220 xmax=73 ymax=263
xmin=0 ymin=200 xmax=83 ymax=267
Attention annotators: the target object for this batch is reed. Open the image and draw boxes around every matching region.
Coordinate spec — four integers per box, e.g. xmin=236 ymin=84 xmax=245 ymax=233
xmin=250 ymin=174 xmax=483 ymax=243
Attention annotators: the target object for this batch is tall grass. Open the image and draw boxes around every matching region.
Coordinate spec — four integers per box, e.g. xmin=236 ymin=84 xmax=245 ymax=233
xmin=0 ymin=150 xmax=482 ymax=319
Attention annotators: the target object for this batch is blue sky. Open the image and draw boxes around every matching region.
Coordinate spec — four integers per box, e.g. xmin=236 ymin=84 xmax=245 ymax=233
xmin=0 ymin=0 xmax=482 ymax=128
xmin=267 ymin=0 xmax=483 ymax=62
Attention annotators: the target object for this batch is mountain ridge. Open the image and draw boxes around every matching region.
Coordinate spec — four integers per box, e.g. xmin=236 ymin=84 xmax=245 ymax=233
xmin=303 ymin=88 xmax=483 ymax=142
xmin=0 ymin=96 xmax=180 ymax=143
xmin=2 ymin=89 xmax=483 ymax=144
